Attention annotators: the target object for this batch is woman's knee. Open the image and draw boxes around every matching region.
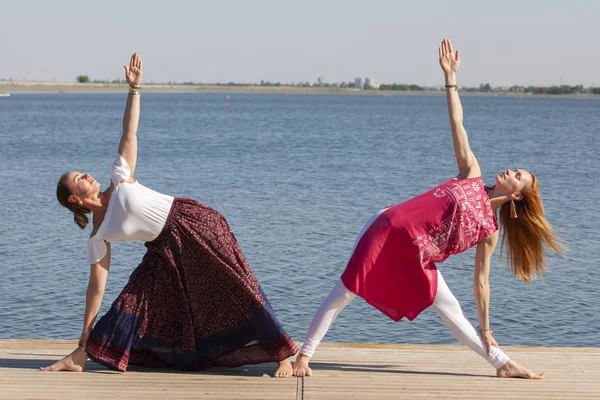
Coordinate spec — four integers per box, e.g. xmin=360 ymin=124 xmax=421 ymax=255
xmin=327 ymin=281 xmax=355 ymax=308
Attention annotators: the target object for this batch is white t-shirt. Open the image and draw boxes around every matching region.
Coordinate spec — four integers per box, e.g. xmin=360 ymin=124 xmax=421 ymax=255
xmin=86 ymin=155 xmax=174 ymax=264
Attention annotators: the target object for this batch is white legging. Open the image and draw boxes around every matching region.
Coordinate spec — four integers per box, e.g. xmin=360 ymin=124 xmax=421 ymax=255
xmin=299 ymin=210 xmax=511 ymax=370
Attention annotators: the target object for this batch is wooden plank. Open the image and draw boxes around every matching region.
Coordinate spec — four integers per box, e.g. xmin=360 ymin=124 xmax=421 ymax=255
xmin=1 ymin=340 xmax=598 ymax=399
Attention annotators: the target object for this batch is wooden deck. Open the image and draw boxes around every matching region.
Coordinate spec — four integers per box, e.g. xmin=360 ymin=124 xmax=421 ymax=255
xmin=1 ymin=340 xmax=598 ymax=399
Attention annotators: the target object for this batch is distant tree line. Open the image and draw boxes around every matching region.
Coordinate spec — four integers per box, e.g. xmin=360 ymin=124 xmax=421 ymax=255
xmin=259 ymin=80 xmax=281 ymax=86
xmin=520 ymin=85 xmax=597 ymax=95
xmin=462 ymin=84 xmax=599 ymax=95
xmin=73 ymin=74 xmax=600 ymax=95
xmin=378 ymin=84 xmax=423 ymax=91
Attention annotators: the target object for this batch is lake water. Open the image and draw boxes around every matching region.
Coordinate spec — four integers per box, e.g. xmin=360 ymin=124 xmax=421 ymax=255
xmin=1 ymin=92 xmax=598 ymax=348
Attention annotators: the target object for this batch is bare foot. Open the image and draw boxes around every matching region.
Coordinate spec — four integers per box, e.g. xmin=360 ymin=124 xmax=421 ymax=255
xmin=274 ymin=359 xmax=293 ymax=378
xmin=496 ymin=360 xmax=544 ymax=379
xmin=41 ymin=347 xmax=88 ymax=372
xmin=292 ymin=354 xmax=313 ymax=377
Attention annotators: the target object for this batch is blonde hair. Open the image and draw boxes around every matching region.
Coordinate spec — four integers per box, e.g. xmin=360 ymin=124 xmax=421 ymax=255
xmin=499 ymin=174 xmax=564 ymax=283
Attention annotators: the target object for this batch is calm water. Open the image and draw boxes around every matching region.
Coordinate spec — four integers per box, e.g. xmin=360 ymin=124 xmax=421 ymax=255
xmin=1 ymin=93 xmax=599 ymax=348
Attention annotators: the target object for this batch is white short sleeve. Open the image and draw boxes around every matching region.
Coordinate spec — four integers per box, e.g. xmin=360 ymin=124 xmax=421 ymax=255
xmin=110 ymin=154 xmax=131 ymax=185
xmin=86 ymin=236 xmax=107 ymax=264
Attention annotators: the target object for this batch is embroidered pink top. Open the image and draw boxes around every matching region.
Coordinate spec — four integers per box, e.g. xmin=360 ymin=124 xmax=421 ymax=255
xmin=341 ymin=177 xmax=498 ymax=322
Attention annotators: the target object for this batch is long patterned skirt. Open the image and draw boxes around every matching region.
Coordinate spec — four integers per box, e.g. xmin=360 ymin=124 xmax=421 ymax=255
xmin=85 ymin=198 xmax=298 ymax=371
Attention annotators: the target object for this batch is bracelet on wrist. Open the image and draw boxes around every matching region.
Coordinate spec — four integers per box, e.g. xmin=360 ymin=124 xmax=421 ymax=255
xmin=479 ymin=327 xmax=493 ymax=334
xmin=129 ymin=85 xmax=141 ymax=89
xmin=129 ymin=88 xmax=141 ymax=95
xmin=445 ymin=84 xmax=458 ymax=91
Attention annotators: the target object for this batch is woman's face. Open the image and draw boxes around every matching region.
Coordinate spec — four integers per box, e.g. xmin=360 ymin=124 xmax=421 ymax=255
xmin=495 ymin=168 xmax=533 ymax=199
xmin=65 ymin=171 xmax=101 ymax=203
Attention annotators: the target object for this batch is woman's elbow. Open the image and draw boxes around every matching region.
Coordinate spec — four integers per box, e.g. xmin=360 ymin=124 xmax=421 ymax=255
xmin=86 ymin=282 xmax=104 ymax=296
xmin=450 ymin=117 xmax=464 ymax=127
xmin=474 ymin=280 xmax=490 ymax=292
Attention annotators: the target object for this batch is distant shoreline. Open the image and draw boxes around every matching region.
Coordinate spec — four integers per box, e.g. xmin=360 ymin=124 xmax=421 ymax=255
xmin=1 ymin=82 xmax=598 ymax=99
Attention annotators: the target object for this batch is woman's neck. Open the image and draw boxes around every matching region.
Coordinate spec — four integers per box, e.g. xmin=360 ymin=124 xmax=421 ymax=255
xmin=86 ymin=185 xmax=113 ymax=215
xmin=486 ymin=186 xmax=511 ymax=212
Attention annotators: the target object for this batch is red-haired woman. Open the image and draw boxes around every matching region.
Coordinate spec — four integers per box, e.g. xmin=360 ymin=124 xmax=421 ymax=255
xmin=293 ymin=39 xmax=562 ymax=379
xmin=44 ymin=53 xmax=297 ymax=377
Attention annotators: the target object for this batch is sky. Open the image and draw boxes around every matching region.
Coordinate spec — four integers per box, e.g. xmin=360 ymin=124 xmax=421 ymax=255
xmin=1 ymin=0 xmax=598 ymax=87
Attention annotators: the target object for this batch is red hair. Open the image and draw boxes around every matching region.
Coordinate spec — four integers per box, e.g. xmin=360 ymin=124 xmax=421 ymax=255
xmin=499 ymin=174 xmax=564 ymax=283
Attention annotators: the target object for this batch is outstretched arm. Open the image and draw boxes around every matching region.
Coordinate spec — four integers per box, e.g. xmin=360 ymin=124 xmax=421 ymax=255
xmin=79 ymin=243 xmax=111 ymax=349
xmin=439 ymin=38 xmax=481 ymax=179
xmin=118 ymin=52 xmax=143 ymax=179
xmin=40 ymin=245 xmax=111 ymax=371
xmin=474 ymin=232 xmax=499 ymax=356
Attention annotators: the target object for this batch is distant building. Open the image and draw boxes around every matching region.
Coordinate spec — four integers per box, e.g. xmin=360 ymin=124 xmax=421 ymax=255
xmin=365 ymin=77 xmax=377 ymax=89
xmin=317 ymin=76 xmax=325 ymax=85
xmin=355 ymin=77 xmax=365 ymax=90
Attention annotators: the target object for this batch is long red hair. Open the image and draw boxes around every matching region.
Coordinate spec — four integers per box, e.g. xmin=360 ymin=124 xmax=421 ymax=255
xmin=499 ymin=174 xmax=564 ymax=283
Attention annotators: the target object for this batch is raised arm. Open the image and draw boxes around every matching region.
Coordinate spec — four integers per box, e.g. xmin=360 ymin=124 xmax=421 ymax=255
xmin=439 ymin=38 xmax=481 ymax=179
xmin=473 ymin=231 xmax=499 ymax=356
xmin=118 ymin=52 xmax=143 ymax=179
xmin=79 ymin=243 xmax=111 ymax=349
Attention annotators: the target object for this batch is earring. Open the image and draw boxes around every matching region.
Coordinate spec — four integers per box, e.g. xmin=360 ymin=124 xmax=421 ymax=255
xmin=510 ymin=200 xmax=518 ymax=219
xmin=78 ymin=200 xmax=83 ymax=206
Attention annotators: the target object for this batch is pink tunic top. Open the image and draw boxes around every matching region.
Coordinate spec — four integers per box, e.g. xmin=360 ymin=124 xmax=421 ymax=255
xmin=341 ymin=177 xmax=498 ymax=322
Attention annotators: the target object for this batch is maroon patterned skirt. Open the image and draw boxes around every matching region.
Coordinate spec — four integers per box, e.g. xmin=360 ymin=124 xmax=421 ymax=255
xmin=85 ymin=198 xmax=298 ymax=371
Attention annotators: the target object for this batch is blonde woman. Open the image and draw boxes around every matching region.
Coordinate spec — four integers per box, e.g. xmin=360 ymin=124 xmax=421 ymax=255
xmin=293 ymin=39 xmax=562 ymax=379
